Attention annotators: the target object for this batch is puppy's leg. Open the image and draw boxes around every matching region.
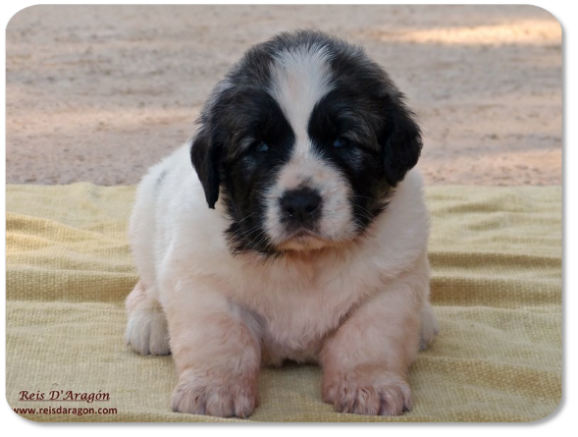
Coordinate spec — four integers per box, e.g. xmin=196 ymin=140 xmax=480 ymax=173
xmin=164 ymin=282 xmax=261 ymax=418
xmin=320 ymin=267 xmax=426 ymax=416
xmin=419 ymin=300 xmax=439 ymax=351
xmin=125 ymin=281 xmax=171 ymax=356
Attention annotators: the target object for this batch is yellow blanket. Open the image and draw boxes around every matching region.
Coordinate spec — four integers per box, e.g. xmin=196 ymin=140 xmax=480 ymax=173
xmin=6 ymin=183 xmax=562 ymax=422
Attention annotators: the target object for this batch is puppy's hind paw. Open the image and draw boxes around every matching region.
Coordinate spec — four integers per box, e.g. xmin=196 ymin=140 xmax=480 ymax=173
xmin=419 ymin=301 xmax=439 ymax=351
xmin=125 ymin=309 xmax=171 ymax=356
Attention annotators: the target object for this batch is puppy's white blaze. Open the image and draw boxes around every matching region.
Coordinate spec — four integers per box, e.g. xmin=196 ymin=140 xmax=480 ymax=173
xmin=264 ymin=45 xmax=358 ymax=249
xmin=270 ymin=44 xmax=333 ymax=146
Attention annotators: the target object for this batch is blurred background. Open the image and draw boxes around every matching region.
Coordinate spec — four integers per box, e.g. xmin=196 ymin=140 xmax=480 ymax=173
xmin=5 ymin=4 xmax=562 ymax=185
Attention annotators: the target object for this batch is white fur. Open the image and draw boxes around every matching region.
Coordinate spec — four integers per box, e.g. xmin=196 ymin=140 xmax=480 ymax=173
xmin=126 ymin=142 xmax=437 ymax=417
xmin=264 ymin=152 xmax=357 ymax=249
xmin=269 ymin=44 xmax=333 ymax=144
xmin=265 ymin=46 xmax=355 ymax=248
xmin=125 ymin=279 xmax=170 ymax=356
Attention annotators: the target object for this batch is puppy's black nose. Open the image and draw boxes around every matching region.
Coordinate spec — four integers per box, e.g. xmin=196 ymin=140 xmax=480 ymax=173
xmin=280 ymin=188 xmax=322 ymax=223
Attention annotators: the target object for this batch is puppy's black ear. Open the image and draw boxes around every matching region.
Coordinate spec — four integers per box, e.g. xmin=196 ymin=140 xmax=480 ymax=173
xmin=380 ymin=94 xmax=423 ymax=187
xmin=190 ymin=130 xmax=222 ymax=209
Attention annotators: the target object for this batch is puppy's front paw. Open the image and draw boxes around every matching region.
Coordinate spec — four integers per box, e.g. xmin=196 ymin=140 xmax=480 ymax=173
xmin=171 ymin=369 xmax=258 ymax=418
xmin=323 ymin=368 xmax=412 ymax=416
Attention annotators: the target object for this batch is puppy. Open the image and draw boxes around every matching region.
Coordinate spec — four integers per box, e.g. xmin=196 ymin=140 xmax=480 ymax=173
xmin=125 ymin=30 xmax=438 ymax=418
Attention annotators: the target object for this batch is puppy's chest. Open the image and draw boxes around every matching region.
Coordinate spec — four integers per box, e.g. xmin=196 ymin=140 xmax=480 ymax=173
xmin=233 ymin=258 xmax=381 ymax=361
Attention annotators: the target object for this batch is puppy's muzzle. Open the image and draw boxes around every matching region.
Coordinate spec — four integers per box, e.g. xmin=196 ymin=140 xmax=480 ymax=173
xmin=280 ymin=188 xmax=322 ymax=226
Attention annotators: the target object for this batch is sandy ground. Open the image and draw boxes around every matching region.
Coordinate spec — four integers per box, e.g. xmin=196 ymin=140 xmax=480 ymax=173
xmin=6 ymin=5 xmax=562 ymax=186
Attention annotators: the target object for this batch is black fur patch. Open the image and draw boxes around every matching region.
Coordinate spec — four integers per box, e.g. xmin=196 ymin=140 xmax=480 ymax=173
xmin=219 ymin=90 xmax=295 ymax=254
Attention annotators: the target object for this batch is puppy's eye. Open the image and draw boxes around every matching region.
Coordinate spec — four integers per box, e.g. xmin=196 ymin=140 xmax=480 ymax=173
xmin=333 ymin=137 xmax=349 ymax=148
xmin=253 ymin=141 xmax=269 ymax=153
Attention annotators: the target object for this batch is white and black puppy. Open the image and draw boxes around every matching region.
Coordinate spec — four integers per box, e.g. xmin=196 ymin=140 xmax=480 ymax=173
xmin=125 ymin=30 xmax=438 ymax=418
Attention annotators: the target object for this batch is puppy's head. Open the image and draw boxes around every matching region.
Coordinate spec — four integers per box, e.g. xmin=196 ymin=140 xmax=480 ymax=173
xmin=191 ymin=31 xmax=422 ymax=255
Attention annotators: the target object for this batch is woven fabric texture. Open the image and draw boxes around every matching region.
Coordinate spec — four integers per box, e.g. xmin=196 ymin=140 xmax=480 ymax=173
xmin=6 ymin=183 xmax=562 ymax=422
